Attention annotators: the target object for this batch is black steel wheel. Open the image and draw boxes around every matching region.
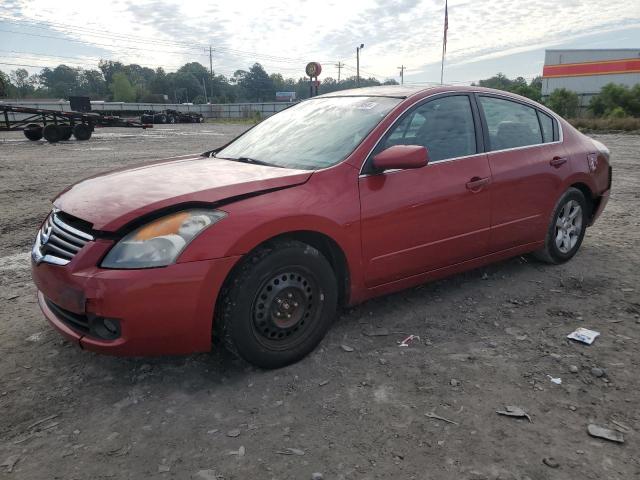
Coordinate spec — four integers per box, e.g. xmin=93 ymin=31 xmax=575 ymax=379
xmin=23 ymin=123 xmax=43 ymax=141
xmin=43 ymin=124 xmax=61 ymax=143
xmin=59 ymin=125 xmax=73 ymax=141
xmin=73 ymin=123 xmax=92 ymax=141
xmin=252 ymin=270 xmax=320 ymax=350
xmin=217 ymin=239 xmax=338 ymax=369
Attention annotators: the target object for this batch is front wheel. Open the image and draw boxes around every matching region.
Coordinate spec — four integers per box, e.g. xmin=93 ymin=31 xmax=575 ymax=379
xmin=217 ymin=240 xmax=338 ymax=369
xmin=533 ymin=187 xmax=588 ymax=264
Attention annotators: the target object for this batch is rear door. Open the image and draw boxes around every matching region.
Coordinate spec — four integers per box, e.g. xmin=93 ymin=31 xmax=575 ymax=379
xmin=359 ymin=94 xmax=492 ymax=287
xmin=476 ymin=95 xmax=567 ymax=252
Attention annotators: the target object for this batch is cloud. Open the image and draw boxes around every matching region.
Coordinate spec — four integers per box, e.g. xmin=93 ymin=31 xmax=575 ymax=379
xmin=1 ymin=0 xmax=639 ymax=82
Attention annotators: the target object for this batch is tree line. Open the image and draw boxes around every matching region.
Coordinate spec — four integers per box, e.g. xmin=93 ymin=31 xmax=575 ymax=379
xmin=1 ymin=62 xmax=638 ymax=119
xmin=0 ymin=61 xmax=396 ymax=104
xmin=475 ymin=73 xmax=640 ymax=119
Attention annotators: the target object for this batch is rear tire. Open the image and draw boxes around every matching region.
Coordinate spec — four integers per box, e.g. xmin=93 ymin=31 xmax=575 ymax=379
xmin=72 ymin=124 xmax=92 ymax=141
xmin=43 ymin=124 xmax=61 ymax=143
xmin=217 ymin=240 xmax=338 ymax=369
xmin=23 ymin=124 xmax=43 ymax=141
xmin=533 ymin=187 xmax=588 ymax=264
xmin=59 ymin=125 xmax=72 ymax=141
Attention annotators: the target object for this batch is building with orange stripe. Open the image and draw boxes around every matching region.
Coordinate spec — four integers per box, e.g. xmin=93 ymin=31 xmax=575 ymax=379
xmin=541 ymin=49 xmax=640 ymax=112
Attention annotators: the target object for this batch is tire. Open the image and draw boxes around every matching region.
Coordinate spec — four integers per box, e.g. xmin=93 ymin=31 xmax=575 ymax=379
xmin=168 ymin=115 xmax=176 ymax=124
xmin=533 ymin=187 xmax=588 ymax=264
xmin=141 ymin=114 xmax=153 ymax=123
xmin=217 ymin=240 xmax=338 ymax=369
xmin=157 ymin=114 xmax=167 ymax=124
xmin=23 ymin=124 xmax=43 ymax=141
xmin=59 ymin=125 xmax=72 ymax=141
xmin=43 ymin=124 xmax=61 ymax=143
xmin=72 ymin=124 xmax=92 ymax=141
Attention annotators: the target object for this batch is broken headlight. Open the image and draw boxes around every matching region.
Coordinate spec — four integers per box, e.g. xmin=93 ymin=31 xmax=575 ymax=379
xmin=101 ymin=209 xmax=226 ymax=269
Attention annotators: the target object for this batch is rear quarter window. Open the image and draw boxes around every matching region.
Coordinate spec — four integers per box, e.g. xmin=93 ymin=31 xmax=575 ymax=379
xmin=537 ymin=111 xmax=556 ymax=143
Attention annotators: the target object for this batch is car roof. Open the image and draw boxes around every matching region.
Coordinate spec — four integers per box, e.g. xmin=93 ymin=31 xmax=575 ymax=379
xmin=314 ymin=85 xmax=552 ymax=113
xmin=316 ymin=85 xmax=429 ymax=99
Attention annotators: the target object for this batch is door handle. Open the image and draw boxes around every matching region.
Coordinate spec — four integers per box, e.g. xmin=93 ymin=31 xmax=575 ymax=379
xmin=550 ymin=156 xmax=568 ymax=167
xmin=466 ymin=176 xmax=490 ymax=192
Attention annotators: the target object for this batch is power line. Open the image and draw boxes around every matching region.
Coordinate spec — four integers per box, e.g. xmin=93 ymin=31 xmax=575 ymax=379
xmin=0 ymin=16 xmax=338 ymax=65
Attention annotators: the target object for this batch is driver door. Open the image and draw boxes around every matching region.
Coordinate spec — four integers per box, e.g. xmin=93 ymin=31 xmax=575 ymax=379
xmin=358 ymin=94 xmax=492 ymax=287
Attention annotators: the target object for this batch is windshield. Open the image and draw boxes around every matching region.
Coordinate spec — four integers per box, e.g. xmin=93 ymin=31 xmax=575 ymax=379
xmin=216 ymin=96 xmax=402 ymax=170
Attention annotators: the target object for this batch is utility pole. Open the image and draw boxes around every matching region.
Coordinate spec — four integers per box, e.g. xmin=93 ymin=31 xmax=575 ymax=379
xmin=356 ymin=44 xmax=364 ymax=86
xmin=398 ymin=65 xmax=405 ymax=85
xmin=209 ymin=46 xmax=214 ymax=103
xmin=335 ymin=61 xmax=344 ymax=82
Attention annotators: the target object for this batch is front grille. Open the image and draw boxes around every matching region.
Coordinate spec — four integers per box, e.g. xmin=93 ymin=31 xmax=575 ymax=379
xmin=32 ymin=210 xmax=94 ymax=266
xmin=45 ymin=298 xmax=90 ymax=334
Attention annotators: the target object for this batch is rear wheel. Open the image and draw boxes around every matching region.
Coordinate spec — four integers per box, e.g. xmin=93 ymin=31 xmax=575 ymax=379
xmin=43 ymin=124 xmax=61 ymax=143
xmin=59 ymin=125 xmax=73 ymax=141
xmin=23 ymin=123 xmax=43 ymax=141
xmin=73 ymin=123 xmax=92 ymax=141
xmin=217 ymin=240 xmax=338 ymax=369
xmin=168 ymin=115 xmax=176 ymax=124
xmin=534 ymin=187 xmax=588 ymax=264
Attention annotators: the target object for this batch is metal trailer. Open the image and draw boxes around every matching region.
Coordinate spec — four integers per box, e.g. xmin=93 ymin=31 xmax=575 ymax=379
xmin=140 ymin=109 xmax=204 ymax=124
xmin=0 ymin=104 xmax=152 ymax=143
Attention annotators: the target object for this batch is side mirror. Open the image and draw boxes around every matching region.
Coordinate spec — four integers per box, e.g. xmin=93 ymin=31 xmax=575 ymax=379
xmin=372 ymin=145 xmax=429 ymax=172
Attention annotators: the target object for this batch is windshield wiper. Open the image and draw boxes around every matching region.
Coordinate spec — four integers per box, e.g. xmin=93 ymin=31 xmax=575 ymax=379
xmin=215 ymin=155 xmax=282 ymax=168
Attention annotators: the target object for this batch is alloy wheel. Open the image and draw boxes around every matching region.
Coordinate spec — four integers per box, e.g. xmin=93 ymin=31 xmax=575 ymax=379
xmin=555 ymin=199 xmax=582 ymax=253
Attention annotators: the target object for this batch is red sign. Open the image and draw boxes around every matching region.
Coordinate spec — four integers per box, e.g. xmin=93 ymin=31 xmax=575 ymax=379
xmin=543 ymin=58 xmax=640 ymax=78
xmin=305 ymin=62 xmax=322 ymax=77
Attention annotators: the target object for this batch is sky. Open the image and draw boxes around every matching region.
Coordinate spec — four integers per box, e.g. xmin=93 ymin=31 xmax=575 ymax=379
xmin=1 ymin=0 xmax=639 ymax=85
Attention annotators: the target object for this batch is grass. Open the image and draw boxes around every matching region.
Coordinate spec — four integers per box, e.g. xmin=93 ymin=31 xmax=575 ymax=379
xmin=568 ymin=117 xmax=640 ymax=133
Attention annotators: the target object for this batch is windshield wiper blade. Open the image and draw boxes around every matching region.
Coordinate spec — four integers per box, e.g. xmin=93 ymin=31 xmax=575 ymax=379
xmin=217 ymin=156 xmax=282 ymax=168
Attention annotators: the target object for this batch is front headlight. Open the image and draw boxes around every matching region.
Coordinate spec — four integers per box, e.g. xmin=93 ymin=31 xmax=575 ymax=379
xmin=101 ymin=209 xmax=226 ymax=269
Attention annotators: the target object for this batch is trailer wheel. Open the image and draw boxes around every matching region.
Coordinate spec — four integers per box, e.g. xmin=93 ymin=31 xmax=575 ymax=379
xmin=168 ymin=115 xmax=176 ymax=124
xmin=59 ymin=125 xmax=73 ymax=141
xmin=23 ymin=124 xmax=43 ymax=141
xmin=43 ymin=124 xmax=62 ymax=143
xmin=73 ymin=124 xmax=92 ymax=141
xmin=156 ymin=114 xmax=167 ymax=124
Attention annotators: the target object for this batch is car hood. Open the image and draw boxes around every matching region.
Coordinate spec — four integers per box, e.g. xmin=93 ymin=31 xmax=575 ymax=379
xmin=54 ymin=154 xmax=312 ymax=231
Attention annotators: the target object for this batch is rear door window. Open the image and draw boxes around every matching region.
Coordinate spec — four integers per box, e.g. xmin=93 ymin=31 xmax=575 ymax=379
xmin=479 ymin=96 xmax=543 ymax=151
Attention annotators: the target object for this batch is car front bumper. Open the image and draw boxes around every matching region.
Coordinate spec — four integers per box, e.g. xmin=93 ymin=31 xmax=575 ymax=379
xmin=31 ymin=240 xmax=240 ymax=356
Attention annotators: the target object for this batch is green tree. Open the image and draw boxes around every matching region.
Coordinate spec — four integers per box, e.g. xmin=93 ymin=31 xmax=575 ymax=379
xmin=0 ymin=70 xmax=13 ymax=97
xmin=110 ymin=72 xmax=136 ymax=102
xmin=98 ymin=60 xmax=126 ymax=85
xmin=39 ymin=65 xmax=82 ymax=98
xmin=234 ymin=63 xmax=275 ymax=101
xmin=589 ymin=83 xmax=639 ymax=117
xmin=79 ymin=69 xmax=107 ymax=98
xmin=547 ymin=88 xmax=580 ymax=117
xmin=10 ymin=68 xmax=31 ymax=97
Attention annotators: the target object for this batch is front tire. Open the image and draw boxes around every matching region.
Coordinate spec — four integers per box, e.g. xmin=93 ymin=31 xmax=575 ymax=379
xmin=217 ymin=240 xmax=338 ymax=369
xmin=534 ymin=187 xmax=588 ymax=264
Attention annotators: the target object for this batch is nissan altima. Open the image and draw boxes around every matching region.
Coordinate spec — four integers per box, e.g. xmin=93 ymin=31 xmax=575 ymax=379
xmin=31 ymin=85 xmax=611 ymax=368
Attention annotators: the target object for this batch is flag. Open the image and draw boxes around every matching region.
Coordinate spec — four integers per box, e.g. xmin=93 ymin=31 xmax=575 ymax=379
xmin=443 ymin=0 xmax=449 ymax=54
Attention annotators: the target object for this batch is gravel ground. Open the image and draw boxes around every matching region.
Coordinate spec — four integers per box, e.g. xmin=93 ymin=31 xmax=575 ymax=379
xmin=0 ymin=124 xmax=638 ymax=479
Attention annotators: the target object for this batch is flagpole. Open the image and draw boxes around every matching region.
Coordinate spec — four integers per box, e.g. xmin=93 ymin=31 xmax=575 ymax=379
xmin=440 ymin=0 xmax=447 ymax=85
xmin=440 ymin=39 xmax=445 ymax=85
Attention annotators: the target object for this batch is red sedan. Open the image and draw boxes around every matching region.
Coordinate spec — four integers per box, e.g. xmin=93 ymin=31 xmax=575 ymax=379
xmin=31 ymin=86 xmax=611 ymax=368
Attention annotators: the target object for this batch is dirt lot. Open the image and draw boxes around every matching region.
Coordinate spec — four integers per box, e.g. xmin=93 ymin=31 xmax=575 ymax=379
xmin=0 ymin=125 xmax=638 ymax=479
